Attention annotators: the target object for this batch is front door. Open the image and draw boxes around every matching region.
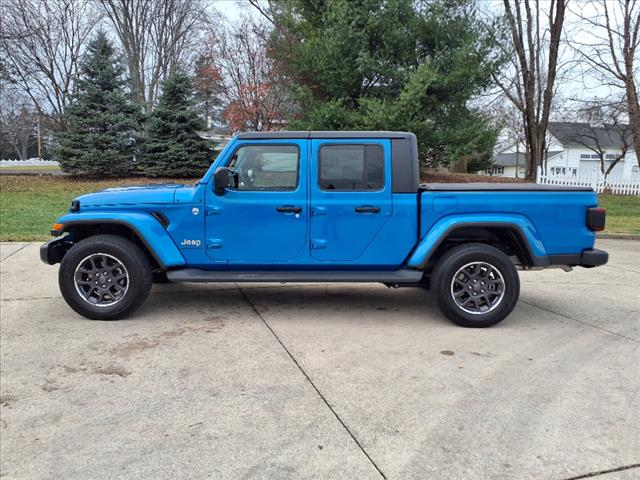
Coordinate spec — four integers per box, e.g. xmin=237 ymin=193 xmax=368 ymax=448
xmin=205 ymin=140 xmax=307 ymax=265
xmin=309 ymin=139 xmax=393 ymax=262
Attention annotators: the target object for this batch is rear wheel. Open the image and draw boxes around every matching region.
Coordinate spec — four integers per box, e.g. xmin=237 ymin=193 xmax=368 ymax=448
xmin=432 ymin=243 xmax=519 ymax=327
xmin=59 ymin=235 xmax=152 ymax=320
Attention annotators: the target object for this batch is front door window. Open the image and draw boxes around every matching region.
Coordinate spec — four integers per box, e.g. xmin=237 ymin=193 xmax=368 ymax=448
xmin=227 ymin=145 xmax=299 ymax=191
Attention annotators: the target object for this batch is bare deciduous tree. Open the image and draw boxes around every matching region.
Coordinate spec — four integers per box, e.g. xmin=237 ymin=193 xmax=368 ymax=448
xmin=247 ymin=0 xmax=276 ymax=26
xmin=0 ymin=86 xmax=38 ymax=160
xmin=100 ymin=0 xmax=208 ymax=110
xmin=489 ymin=100 xmax=530 ymax=176
xmin=0 ymin=0 xmax=97 ymax=123
xmin=206 ymin=16 xmax=294 ymax=132
xmin=491 ymin=0 xmax=568 ymax=181
xmin=567 ymin=99 xmax=634 ymax=179
xmin=571 ymin=0 xmax=640 ymax=166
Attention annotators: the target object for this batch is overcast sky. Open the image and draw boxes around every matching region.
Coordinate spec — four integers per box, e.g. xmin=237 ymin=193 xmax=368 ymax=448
xmin=212 ymin=0 xmax=630 ymax=115
xmin=212 ymin=0 xmax=257 ymax=23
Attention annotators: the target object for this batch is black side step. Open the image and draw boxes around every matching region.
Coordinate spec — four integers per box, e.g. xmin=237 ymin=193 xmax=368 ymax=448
xmin=166 ymin=269 xmax=423 ymax=283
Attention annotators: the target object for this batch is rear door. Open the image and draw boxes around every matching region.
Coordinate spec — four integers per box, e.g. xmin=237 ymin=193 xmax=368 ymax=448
xmin=309 ymin=139 xmax=392 ymax=261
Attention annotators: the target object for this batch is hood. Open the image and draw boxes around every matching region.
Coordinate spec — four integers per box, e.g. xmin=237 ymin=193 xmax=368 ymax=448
xmin=75 ymin=183 xmax=184 ymax=207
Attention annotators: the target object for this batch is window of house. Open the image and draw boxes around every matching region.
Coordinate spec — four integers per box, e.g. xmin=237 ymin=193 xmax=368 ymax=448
xmin=226 ymin=145 xmax=299 ymax=191
xmin=580 ymin=154 xmax=591 ymax=159
xmin=318 ymin=144 xmax=384 ymax=190
xmin=605 ymin=154 xmax=617 ymax=160
xmin=492 ymin=166 xmax=504 ymax=175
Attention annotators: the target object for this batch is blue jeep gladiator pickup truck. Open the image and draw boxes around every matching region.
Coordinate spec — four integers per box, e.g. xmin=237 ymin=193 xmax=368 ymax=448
xmin=41 ymin=131 xmax=608 ymax=327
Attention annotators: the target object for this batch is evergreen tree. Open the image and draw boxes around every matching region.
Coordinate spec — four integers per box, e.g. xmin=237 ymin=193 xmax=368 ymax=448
xmin=53 ymin=31 xmax=140 ymax=176
xmin=268 ymin=0 xmax=501 ymax=167
xmin=138 ymin=72 xmax=212 ymax=178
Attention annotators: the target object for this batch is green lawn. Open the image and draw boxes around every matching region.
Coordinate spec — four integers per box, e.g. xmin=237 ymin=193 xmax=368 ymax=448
xmin=0 ymin=176 xmax=196 ymax=241
xmin=1 ymin=175 xmax=638 ymax=241
xmin=598 ymin=194 xmax=640 ymax=235
xmin=0 ymin=165 xmax=61 ymax=172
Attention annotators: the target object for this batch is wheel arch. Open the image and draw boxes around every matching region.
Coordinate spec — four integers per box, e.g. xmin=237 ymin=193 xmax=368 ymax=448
xmin=408 ymin=217 xmax=546 ymax=271
xmin=64 ymin=221 xmax=162 ymax=269
xmin=55 ymin=213 xmax=185 ymax=270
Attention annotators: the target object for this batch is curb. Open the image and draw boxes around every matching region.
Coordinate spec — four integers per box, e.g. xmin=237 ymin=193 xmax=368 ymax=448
xmin=597 ymin=233 xmax=640 ymax=240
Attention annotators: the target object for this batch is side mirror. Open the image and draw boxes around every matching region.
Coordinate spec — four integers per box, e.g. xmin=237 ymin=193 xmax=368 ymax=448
xmin=213 ymin=167 xmax=236 ymax=195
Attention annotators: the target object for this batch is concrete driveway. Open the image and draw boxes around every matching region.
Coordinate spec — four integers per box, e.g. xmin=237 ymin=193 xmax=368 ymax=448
xmin=1 ymin=239 xmax=638 ymax=480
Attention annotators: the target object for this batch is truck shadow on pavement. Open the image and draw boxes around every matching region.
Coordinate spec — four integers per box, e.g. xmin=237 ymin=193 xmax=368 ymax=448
xmin=137 ymin=283 xmax=505 ymax=328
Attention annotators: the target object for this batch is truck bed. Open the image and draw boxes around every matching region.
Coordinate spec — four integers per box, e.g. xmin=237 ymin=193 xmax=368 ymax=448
xmin=420 ymin=183 xmax=593 ymax=192
xmin=418 ymin=186 xmax=598 ymax=261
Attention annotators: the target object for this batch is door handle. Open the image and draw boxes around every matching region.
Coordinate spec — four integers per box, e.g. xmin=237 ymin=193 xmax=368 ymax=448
xmin=276 ymin=205 xmax=302 ymax=213
xmin=355 ymin=205 xmax=381 ymax=213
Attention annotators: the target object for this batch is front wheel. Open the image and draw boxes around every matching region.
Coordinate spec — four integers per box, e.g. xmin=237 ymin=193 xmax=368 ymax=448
xmin=58 ymin=234 xmax=152 ymax=320
xmin=431 ymin=243 xmax=520 ymax=328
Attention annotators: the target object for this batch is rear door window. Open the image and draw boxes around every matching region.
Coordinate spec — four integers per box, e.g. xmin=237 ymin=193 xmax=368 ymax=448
xmin=318 ymin=144 xmax=384 ymax=190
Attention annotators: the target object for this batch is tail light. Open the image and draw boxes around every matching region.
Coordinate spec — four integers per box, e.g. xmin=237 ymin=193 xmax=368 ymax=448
xmin=587 ymin=207 xmax=606 ymax=232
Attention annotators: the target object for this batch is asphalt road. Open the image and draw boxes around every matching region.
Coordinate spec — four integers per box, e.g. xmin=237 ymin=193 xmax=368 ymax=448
xmin=1 ymin=239 xmax=638 ymax=480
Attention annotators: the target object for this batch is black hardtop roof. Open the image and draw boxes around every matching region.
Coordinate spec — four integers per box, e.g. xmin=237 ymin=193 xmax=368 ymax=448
xmin=236 ymin=131 xmax=415 ymax=140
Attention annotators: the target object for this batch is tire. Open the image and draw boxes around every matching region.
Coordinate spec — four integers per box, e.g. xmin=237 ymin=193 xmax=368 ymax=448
xmin=58 ymin=234 xmax=152 ymax=320
xmin=431 ymin=243 xmax=520 ymax=328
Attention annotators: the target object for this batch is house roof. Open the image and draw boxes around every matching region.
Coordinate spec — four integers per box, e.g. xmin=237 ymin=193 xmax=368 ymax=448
xmin=493 ymin=151 xmax=562 ymax=167
xmin=548 ymin=122 xmax=634 ymax=148
xmin=210 ymin=126 xmax=232 ymax=135
xmin=197 ymin=126 xmax=233 ymax=141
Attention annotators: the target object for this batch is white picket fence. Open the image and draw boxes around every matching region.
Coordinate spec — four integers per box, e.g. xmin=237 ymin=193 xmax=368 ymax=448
xmin=0 ymin=158 xmax=59 ymax=167
xmin=537 ymin=168 xmax=640 ymax=195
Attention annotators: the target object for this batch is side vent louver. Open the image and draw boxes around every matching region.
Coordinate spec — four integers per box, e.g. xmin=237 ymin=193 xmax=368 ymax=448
xmin=151 ymin=212 xmax=170 ymax=229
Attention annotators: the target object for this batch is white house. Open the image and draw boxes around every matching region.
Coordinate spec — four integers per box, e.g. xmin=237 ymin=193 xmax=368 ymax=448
xmin=545 ymin=122 xmax=638 ymax=178
xmin=486 ymin=150 xmax=561 ymax=178
xmin=197 ymin=126 xmax=233 ymax=150
xmin=484 ymin=122 xmax=638 ymax=179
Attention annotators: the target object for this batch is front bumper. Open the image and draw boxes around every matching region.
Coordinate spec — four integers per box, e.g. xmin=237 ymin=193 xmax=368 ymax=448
xmin=40 ymin=236 xmax=73 ymax=265
xmin=579 ymin=248 xmax=608 ymax=268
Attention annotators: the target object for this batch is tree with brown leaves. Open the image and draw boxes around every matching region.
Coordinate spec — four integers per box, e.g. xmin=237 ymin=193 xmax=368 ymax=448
xmin=205 ymin=16 xmax=293 ymax=132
